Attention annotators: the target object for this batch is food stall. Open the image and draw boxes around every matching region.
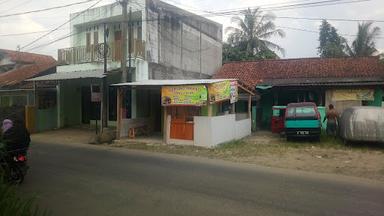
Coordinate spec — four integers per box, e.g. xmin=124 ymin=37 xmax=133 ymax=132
xmin=113 ymin=79 xmax=256 ymax=147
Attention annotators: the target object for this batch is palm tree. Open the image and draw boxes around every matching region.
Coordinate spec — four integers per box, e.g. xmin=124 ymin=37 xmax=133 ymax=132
xmin=226 ymin=8 xmax=285 ymax=57
xmin=346 ymin=22 xmax=381 ymax=57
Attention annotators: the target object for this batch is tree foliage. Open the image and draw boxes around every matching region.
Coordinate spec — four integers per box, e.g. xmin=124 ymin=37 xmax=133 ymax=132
xmin=318 ymin=20 xmax=381 ymax=58
xmin=318 ymin=20 xmax=347 ymax=58
xmin=224 ymin=8 xmax=285 ymax=63
xmin=346 ymin=22 xmax=381 ymax=57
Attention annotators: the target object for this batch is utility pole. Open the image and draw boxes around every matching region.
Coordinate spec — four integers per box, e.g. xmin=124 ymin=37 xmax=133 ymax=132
xmin=120 ymin=0 xmax=128 ymax=82
xmin=100 ymin=23 xmax=109 ymax=131
xmin=128 ymin=7 xmax=133 ymax=81
xmin=199 ymin=21 xmax=202 ymax=78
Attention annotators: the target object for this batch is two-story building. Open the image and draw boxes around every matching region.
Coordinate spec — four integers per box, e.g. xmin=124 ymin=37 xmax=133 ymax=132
xmin=30 ymin=0 xmax=223 ymax=132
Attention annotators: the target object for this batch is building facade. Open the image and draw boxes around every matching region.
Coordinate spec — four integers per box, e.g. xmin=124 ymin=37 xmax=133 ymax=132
xmin=214 ymin=57 xmax=384 ymax=129
xmin=0 ymin=49 xmax=57 ymax=132
xmin=31 ymin=0 xmax=223 ymax=130
xmin=58 ymin=0 xmax=222 ymax=79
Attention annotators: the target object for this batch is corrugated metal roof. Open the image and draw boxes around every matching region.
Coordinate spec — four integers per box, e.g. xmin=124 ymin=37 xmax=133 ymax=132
xmin=112 ymin=79 xmax=235 ymax=87
xmin=28 ymin=69 xmax=105 ymax=81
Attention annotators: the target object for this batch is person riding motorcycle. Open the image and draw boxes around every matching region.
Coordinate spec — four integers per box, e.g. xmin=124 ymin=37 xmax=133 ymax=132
xmin=0 ymin=118 xmax=30 ymax=184
xmin=1 ymin=118 xmax=30 ymax=157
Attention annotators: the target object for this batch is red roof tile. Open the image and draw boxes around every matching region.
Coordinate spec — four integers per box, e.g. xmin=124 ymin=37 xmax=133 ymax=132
xmin=214 ymin=57 xmax=384 ymax=88
xmin=0 ymin=49 xmax=56 ymax=87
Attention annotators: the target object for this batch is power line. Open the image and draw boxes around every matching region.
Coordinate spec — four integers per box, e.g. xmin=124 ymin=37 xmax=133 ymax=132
xmin=158 ymin=0 xmax=381 ymax=23
xmin=200 ymin=0 xmax=371 ymax=17
xmin=206 ymin=0 xmax=345 ymax=13
xmin=27 ymin=32 xmax=79 ymax=51
xmin=20 ymin=0 xmax=104 ymax=51
xmin=0 ymin=28 xmax=69 ymax=37
xmin=263 ymin=0 xmax=371 ymax=12
xmin=24 ymin=0 xmax=384 ymax=51
xmin=213 ymin=0 xmax=370 ymax=13
xmin=27 ymin=1 xmax=119 ymax=51
xmin=3 ymin=0 xmax=380 ymax=37
xmin=0 ymin=0 xmax=98 ymax=19
xmin=270 ymin=16 xmax=384 ymax=23
xmin=5 ymin=14 xmax=384 ymax=38
xmin=277 ymin=25 xmax=384 ymax=39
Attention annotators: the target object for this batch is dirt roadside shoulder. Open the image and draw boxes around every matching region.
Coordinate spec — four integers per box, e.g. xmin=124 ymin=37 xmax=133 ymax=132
xmin=110 ymin=132 xmax=384 ymax=182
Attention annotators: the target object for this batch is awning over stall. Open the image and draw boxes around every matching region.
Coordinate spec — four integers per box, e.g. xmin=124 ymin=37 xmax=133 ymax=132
xmin=113 ymin=79 xmax=235 ymax=87
xmin=112 ymin=79 xmax=255 ymax=95
xmin=27 ymin=69 xmax=105 ymax=81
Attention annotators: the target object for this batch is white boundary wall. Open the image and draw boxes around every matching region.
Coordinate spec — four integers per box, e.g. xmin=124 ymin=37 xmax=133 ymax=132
xmin=194 ymin=114 xmax=251 ymax=148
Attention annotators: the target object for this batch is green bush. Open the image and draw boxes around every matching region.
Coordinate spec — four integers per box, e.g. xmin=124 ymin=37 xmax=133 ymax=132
xmin=0 ymin=177 xmax=48 ymax=216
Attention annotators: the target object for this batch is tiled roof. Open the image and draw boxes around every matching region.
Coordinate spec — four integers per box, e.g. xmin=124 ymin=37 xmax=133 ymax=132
xmin=213 ymin=57 xmax=384 ymax=88
xmin=0 ymin=49 xmax=56 ymax=87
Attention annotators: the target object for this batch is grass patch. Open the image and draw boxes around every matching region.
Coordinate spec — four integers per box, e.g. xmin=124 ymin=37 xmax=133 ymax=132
xmin=284 ymin=134 xmax=345 ymax=149
xmin=216 ymin=140 xmax=248 ymax=150
xmin=0 ymin=179 xmax=49 ymax=216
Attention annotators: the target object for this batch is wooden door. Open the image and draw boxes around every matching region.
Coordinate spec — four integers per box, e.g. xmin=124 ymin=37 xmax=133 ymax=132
xmin=169 ymin=107 xmax=199 ymax=140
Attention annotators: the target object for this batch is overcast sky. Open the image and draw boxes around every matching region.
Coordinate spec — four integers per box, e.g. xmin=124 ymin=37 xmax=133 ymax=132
xmin=0 ymin=0 xmax=383 ymax=59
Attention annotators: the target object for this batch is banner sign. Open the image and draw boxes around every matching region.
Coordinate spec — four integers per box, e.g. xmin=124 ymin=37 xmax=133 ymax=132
xmin=208 ymin=80 xmax=238 ymax=104
xmin=91 ymin=85 xmax=101 ymax=102
xmin=230 ymin=80 xmax=238 ymax=104
xmin=161 ymin=85 xmax=208 ymax=106
xmin=332 ymin=89 xmax=374 ymax=101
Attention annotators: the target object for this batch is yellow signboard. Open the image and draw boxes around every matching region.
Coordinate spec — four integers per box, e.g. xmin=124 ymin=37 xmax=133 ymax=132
xmin=161 ymin=85 xmax=208 ymax=106
xmin=332 ymin=89 xmax=374 ymax=101
xmin=208 ymin=80 xmax=238 ymax=104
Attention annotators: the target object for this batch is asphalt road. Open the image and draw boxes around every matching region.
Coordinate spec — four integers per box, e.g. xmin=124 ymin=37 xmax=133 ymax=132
xmin=22 ymin=141 xmax=384 ymax=216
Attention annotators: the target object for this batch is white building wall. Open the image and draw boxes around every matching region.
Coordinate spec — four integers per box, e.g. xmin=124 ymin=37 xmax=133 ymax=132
xmin=70 ymin=2 xmax=144 ymax=27
xmin=194 ymin=114 xmax=251 ymax=148
xmin=235 ymin=118 xmax=252 ymax=140
xmin=181 ymin=24 xmax=200 ymax=73
xmin=201 ymin=34 xmax=222 ymax=76
xmin=146 ymin=10 xmax=159 ymax=64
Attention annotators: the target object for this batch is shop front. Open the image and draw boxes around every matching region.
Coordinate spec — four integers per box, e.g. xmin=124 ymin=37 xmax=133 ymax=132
xmin=114 ymin=79 xmax=256 ymax=148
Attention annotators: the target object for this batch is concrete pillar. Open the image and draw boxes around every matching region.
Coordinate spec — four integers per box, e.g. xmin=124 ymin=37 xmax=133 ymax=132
xmin=163 ymin=107 xmax=167 ymax=143
xmin=207 ymin=104 xmax=213 ymax=116
xmin=116 ymin=88 xmax=122 ymax=139
xmin=131 ymin=89 xmax=137 ymax=118
xmin=248 ymin=94 xmax=252 ymax=118
xmin=231 ymin=103 xmax=236 ymax=114
xmin=56 ymin=82 xmax=61 ymax=128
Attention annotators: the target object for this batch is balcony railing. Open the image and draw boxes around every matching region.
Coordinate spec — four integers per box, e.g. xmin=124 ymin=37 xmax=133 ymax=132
xmin=58 ymin=40 xmax=146 ymax=65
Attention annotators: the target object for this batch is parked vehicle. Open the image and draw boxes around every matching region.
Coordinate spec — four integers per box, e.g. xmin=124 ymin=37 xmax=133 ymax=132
xmin=271 ymin=106 xmax=286 ymax=134
xmin=285 ymin=102 xmax=321 ymax=141
xmin=0 ymin=144 xmax=29 ymax=184
xmin=339 ymin=106 xmax=384 ymax=143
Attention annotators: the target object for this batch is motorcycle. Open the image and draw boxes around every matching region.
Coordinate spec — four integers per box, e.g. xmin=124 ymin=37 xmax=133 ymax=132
xmin=0 ymin=146 xmax=29 ymax=184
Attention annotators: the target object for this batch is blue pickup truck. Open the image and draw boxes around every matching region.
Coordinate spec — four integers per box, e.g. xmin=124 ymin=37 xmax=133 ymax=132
xmin=285 ymin=102 xmax=322 ymax=141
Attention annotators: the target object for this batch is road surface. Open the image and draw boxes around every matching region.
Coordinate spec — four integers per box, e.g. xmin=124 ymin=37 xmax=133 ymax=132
xmin=22 ymin=141 xmax=384 ymax=216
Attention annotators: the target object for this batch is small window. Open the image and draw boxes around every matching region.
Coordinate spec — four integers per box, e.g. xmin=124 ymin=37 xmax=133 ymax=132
xmin=93 ymin=31 xmax=99 ymax=46
xmin=295 ymin=107 xmax=316 ymax=116
xmin=38 ymin=90 xmax=56 ymax=109
xmin=86 ymin=32 xmax=91 ymax=52
xmin=137 ymin=25 xmax=142 ymax=40
xmin=287 ymin=107 xmax=295 ymax=116
xmin=0 ymin=96 xmax=10 ymax=107
xmin=287 ymin=106 xmax=316 ymax=117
